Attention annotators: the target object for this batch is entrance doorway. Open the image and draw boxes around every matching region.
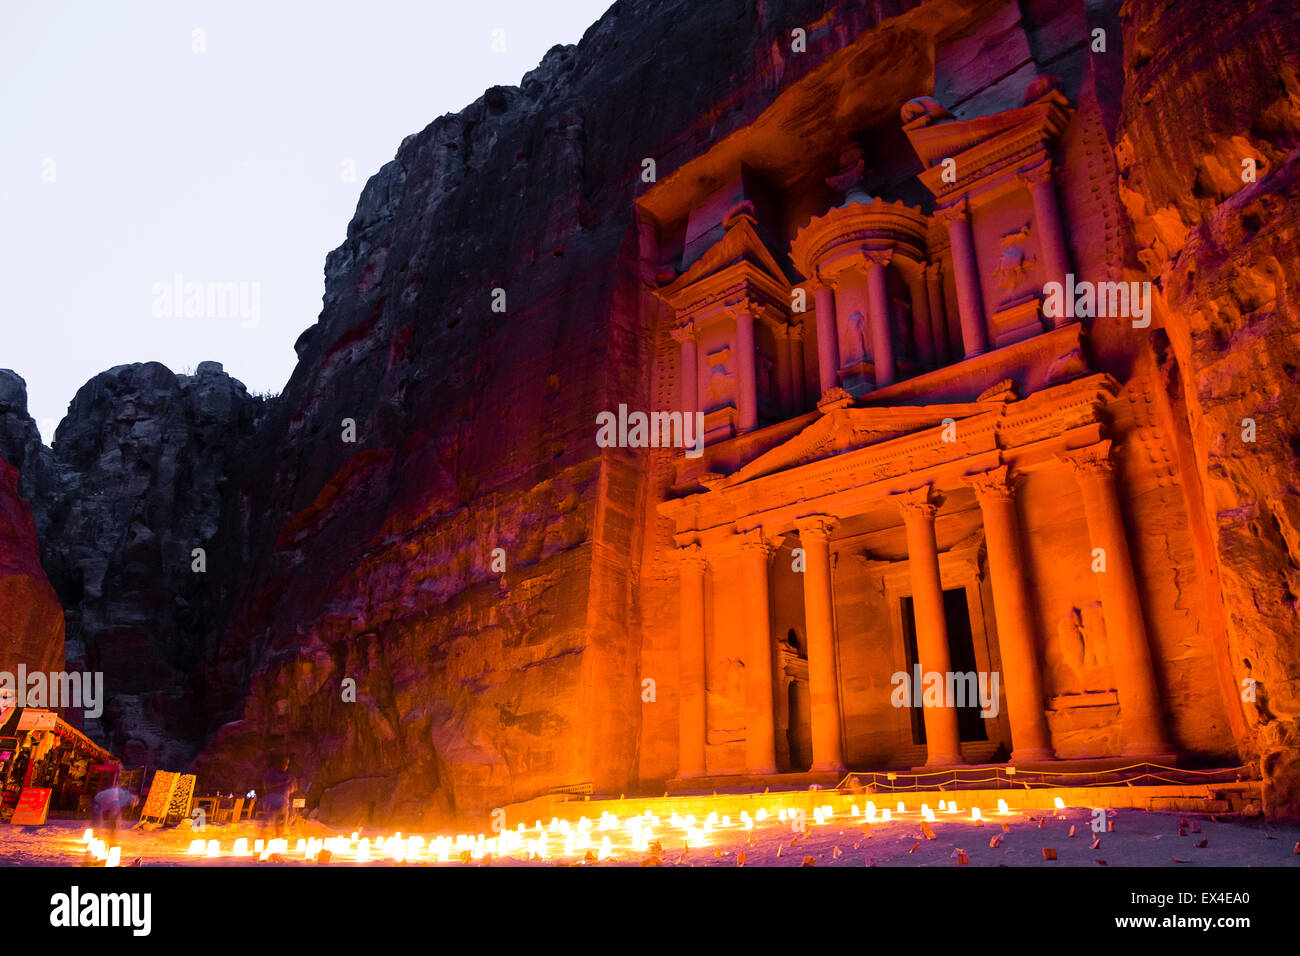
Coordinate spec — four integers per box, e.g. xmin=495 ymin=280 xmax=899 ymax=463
xmin=900 ymin=588 xmax=988 ymax=745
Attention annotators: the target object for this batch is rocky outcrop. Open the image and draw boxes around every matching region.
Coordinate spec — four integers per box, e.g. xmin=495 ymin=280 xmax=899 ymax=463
xmin=1115 ymin=0 xmax=1300 ymax=817
xmin=30 ymin=362 xmax=263 ymax=766
xmin=0 ymin=371 xmax=56 ymax=538
xmin=0 ymin=456 xmax=64 ymax=680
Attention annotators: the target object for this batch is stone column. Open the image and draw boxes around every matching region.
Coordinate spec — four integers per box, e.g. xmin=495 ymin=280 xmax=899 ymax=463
xmin=925 ymin=263 xmax=950 ymax=365
xmin=1060 ymin=442 xmax=1171 ymax=757
xmin=789 ymin=324 xmax=806 ymax=412
xmin=905 ymin=267 xmax=935 ymax=369
xmin=1021 ymin=162 xmax=1071 ymax=326
xmin=964 ymin=466 xmax=1055 ymax=761
xmin=937 ymin=199 xmax=989 ymax=358
xmin=734 ymin=301 xmax=760 ymax=433
xmin=794 ymin=516 xmax=846 ymax=772
xmin=737 ymin=530 xmax=778 ymax=774
xmin=896 ymin=485 xmax=964 ymax=766
xmin=670 ymin=321 xmax=698 ymax=418
xmin=677 ymin=543 xmax=709 ymax=777
xmin=812 ymin=277 xmax=840 ymax=396
xmin=864 ymin=252 xmax=896 ymax=387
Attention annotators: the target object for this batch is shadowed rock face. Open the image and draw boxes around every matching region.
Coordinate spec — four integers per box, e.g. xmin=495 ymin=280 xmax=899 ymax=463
xmin=1 ymin=362 xmax=264 ymax=767
xmin=1115 ymin=0 xmax=1300 ymax=818
xmin=0 ymin=456 xmax=64 ymax=682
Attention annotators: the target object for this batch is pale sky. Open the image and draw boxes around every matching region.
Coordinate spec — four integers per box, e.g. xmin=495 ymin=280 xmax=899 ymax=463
xmin=1 ymin=0 xmax=612 ymax=442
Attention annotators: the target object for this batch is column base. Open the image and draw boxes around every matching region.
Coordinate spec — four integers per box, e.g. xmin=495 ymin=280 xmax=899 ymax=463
xmin=745 ymin=764 xmax=779 ymax=776
xmin=1120 ymin=745 xmax=1178 ymax=763
xmin=810 ymin=761 xmax=847 ymax=775
xmin=922 ymin=752 xmax=965 ymax=768
xmin=1010 ymin=748 xmax=1057 ymax=763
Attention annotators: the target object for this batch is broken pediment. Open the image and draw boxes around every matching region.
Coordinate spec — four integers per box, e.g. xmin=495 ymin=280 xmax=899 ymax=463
xmin=904 ymin=88 xmax=1072 ymax=199
xmin=657 ymin=213 xmax=791 ymax=315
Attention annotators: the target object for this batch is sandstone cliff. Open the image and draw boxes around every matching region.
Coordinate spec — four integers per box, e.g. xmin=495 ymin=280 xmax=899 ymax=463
xmin=1116 ymin=0 xmax=1300 ymax=818
xmin=0 ymin=455 xmax=64 ymax=683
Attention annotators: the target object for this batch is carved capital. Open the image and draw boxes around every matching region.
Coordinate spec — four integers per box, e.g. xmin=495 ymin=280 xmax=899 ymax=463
xmin=1018 ymin=161 xmax=1054 ymax=190
xmin=771 ymin=323 xmax=790 ymax=340
xmin=964 ymin=465 xmax=1017 ymax=502
xmin=788 ymin=322 xmax=806 ymax=342
xmin=934 ymin=198 xmax=970 ymax=226
xmin=1058 ymin=439 xmax=1115 ymax=479
xmin=924 ymin=261 xmax=944 ymax=282
xmin=734 ymin=527 xmax=776 ymax=557
xmin=677 ymin=542 xmax=710 ymax=574
xmin=894 ymin=484 xmax=944 ymax=522
xmin=862 ymin=249 xmax=894 ymax=271
xmin=794 ymin=514 xmax=839 ymax=541
xmin=669 ymin=321 xmax=697 ymax=345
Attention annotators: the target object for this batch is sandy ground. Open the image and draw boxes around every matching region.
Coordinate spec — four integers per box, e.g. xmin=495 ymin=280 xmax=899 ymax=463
xmin=3 ymin=806 xmax=1299 ymax=867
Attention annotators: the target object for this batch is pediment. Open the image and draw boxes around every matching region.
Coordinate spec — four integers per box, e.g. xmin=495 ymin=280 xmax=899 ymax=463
xmin=713 ymin=400 xmax=1000 ymax=488
xmin=904 ymin=90 xmax=1071 ymax=170
xmin=658 ymin=214 xmax=790 ymax=311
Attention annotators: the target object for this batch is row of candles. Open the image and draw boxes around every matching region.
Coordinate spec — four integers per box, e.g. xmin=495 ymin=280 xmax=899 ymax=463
xmin=78 ymin=796 xmax=1073 ymax=865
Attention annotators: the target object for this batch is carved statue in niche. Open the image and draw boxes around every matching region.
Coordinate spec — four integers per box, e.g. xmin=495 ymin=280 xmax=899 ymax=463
xmin=708 ymin=656 xmax=746 ymax=741
xmin=1048 ymin=603 xmax=1111 ymax=693
xmin=994 ymin=223 xmax=1037 ymax=302
xmin=848 ymin=311 xmax=870 ymax=362
xmin=891 ymin=291 xmax=916 ymax=361
xmin=705 ymin=345 xmax=733 ymax=410
xmin=758 ymin=352 xmax=774 ymax=402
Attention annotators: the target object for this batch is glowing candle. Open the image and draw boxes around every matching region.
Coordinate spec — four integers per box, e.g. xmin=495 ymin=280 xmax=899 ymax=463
xmin=206 ymin=840 xmax=220 ymax=857
xmin=106 ymin=847 xmax=121 ymax=868
xmin=998 ymin=799 xmax=1009 ymax=814
xmin=81 ymin=829 xmax=93 ymax=843
xmin=971 ymin=808 xmax=982 ymax=821
xmin=1054 ymin=797 xmax=1065 ymax=810
xmin=188 ymin=839 xmax=205 ymax=854
xmin=233 ymin=838 xmax=250 ymax=856
xmin=897 ymin=802 xmax=905 ymax=814
xmin=882 ymin=808 xmax=892 ymax=821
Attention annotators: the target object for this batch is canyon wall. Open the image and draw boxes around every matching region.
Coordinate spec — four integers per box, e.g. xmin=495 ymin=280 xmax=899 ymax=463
xmin=1116 ymin=0 xmax=1300 ymax=817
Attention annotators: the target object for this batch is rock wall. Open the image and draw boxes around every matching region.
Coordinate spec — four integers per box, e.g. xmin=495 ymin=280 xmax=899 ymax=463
xmin=0 ymin=455 xmax=64 ymax=681
xmin=1115 ymin=0 xmax=1300 ymax=817
xmin=0 ymin=362 xmax=263 ymax=766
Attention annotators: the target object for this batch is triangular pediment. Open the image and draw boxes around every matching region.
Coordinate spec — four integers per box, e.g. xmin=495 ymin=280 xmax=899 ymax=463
xmin=712 ymin=400 xmax=1001 ymax=488
xmin=658 ymin=214 xmax=790 ymax=311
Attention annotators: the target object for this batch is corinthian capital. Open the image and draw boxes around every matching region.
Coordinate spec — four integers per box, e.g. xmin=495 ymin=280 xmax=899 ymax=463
xmin=677 ymin=542 xmax=710 ymax=573
xmin=934 ymin=197 xmax=970 ymax=226
xmin=963 ymin=464 xmax=1017 ymax=502
xmin=669 ymin=320 xmax=697 ymax=344
xmin=862 ymin=249 xmax=894 ymax=270
xmin=734 ymin=527 xmax=777 ymax=556
xmin=1018 ymin=161 xmax=1054 ymax=189
xmin=794 ymin=514 xmax=839 ymax=540
xmin=894 ymin=484 xmax=944 ymax=521
xmin=1058 ymin=439 xmax=1115 ymax=478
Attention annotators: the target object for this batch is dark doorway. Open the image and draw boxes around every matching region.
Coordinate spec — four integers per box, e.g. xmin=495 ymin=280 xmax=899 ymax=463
xmin=787 ymin=680 xmax=811 ymax=772
xmin=900 ymin=588 xmax=988 ymax=746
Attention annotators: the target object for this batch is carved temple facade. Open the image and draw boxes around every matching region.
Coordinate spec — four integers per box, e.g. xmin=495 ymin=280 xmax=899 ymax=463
xmin=631 ymin=19 xmax=1241 ymax=784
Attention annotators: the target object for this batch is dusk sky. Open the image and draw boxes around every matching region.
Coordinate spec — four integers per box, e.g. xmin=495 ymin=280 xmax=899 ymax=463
xmin=1 ymin=0 xmax=612 ymax=441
